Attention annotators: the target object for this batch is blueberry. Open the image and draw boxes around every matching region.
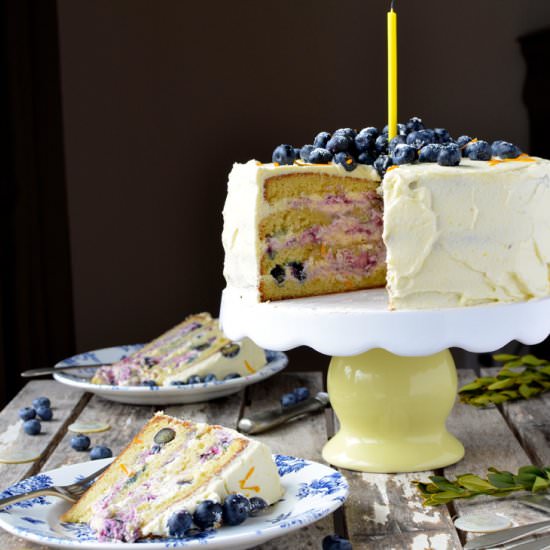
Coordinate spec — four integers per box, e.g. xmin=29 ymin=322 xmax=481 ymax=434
xmin=202 ymin=373 xmax=217 ymax=383
xmin=355 ymin=131 xmax=376 ymax=153
xmin=167 ymin=510 xmax=192 ymax=537
xmin=313 ymin=131 xmax=331 ymax=149
xmin=357 ymin=150 xmax=376 ymax=165
xmin=293 ymin=387 xmax=310 ymax=401
xmin=19 ymin=407 xmax=36 ymax=421
xmin=438 ymin=143 xmax=461 ymax=166
xmin=221 ymin=343 xmax=241 ymax=358
xmin=193 ymin=500 xmax=223 ymax=530
xmin=186 ymin=375 xmax=202 ymax=385
xmin=151 ymin=444 xmax=162 ymax=454
xmin=170 ymin=380 xmax=187 ymax=386
xmin=374 ymin=135 xmax=388 ymax=154
xmin=374 ymin=154 xmax=393 ymax=177
xmin=90 ymin=445 xmax=113 ymax=460
xmin=272 ymin=144 xmax=296 ymax=165
xmin=406 ymin=129 xmax=435 ymax=149
xmin=418 ymin=143 xmax=442 ymax=163
xmin=32 ymin=397 xmax=50 ymax=409
xmin=288 ymin=261 xmax=306 ymax=281
xmin=143 ymin=356 xmax=158 ymax=368
xmin=434 ymin=128 xmax=451 ymax=144
xmin=322 ymin=534 xmax=353 ymax=550
xmin=141 ymin=379 xmax=157 ymax=387
xmin=293 ymin=147 xmax=301 ymax=160
xmin=154 ymin=427 xmax=176 ymax=445
xmin=249 ymin=497 xmax=268 ymax=516
xmin=406 ymin=116 xmax=425 ymax=133
xmin=382 ymin=123 xmax=407 ymax=136
xmin=270 ymin=264 xmax=286 ymax=284
xmin=492 ymin=140 xmax=522 ymax=159
xmin=388 ymin=135 xmax=406 ymax=153
xmin=391 ymin=144 xmax=416 ymax=166
xmin=281 ymin=392 xmax=298 ymax=407
xmin=71 ymin=433 xmax=91 ymax=452
xmin=465 ymin=140 xmax=492 ymax=161
xmin=308 ymin=148 xmax=332 ymax=164
xmin=333 ymin=128 xmax=356 ymax=140
xmin=23 ymin=419 xmax=41 ymax=436
xmin=456 ymin=135 xmax=473 ymax=154
xmin=299 ymin=144 xmax=315 ymax=162
xmin=224 ymin=372 xmax=241 ymax=380
xmin=36 ymin=406 xmax=53 ymax=421
xmin=334 ymin=152 xmax=357 ymax=172
xmin=222 ymin=494 xmax=251 ymax=526
xmin=326 ymin=135 xmax=351 ymax=154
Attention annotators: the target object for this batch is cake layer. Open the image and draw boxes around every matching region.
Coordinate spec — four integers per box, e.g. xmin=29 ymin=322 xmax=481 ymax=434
xmin=383 ymin=157 xmax=550 ymax=308
xmin=91 ymin=313 xmax=266 ymax=386
xmin=61 ymin=413 xmax=283 ymax=542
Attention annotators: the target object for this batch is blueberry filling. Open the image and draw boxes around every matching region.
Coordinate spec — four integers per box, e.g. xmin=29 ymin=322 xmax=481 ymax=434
xmin=270 ymin=265 xmax=285 ymax=285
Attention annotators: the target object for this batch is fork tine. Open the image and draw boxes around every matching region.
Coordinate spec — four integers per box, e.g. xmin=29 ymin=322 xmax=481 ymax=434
xmin=65 ymin=463 xmax=110 ymax=492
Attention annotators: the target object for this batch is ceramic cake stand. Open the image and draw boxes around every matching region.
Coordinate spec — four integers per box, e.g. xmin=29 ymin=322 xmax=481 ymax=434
xmin=220 ymin=287 xmax=550 ymax=473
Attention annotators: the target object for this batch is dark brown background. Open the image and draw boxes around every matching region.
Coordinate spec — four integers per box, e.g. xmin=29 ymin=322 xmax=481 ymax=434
xmin=55 ymin=1 xmax=550 ymax=370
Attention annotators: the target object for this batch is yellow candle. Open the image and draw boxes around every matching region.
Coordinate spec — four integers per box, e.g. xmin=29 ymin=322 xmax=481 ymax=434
xmin=387 ymin=2 xmax=398 ymax=140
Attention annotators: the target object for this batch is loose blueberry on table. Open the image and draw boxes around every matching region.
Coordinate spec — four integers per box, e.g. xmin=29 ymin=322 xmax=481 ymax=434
xmin=71 ymin=433 xmax=91 ymax=452
xmin=32 ymin=397 xmax=50 ymax=409
xmin=280 ymin=392 xmax=298 ymax=408
xmin=23 ymin=419 xmax=41 ymax=436
xmin=19 ymin=407 xmax=36 ymax=421
xmin=90 ymin=445 xmax=112 ymax=460
xmin=294 ymin=386 xmax=310 ymax=401
xmin=322 ymin=534 xmax=353 ymax=550
xmin=36 ymin=406 xmax=53 ymax=421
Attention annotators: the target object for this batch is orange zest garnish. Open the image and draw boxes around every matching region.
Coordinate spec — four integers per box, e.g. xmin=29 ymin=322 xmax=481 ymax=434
xmin=120 ymin=464 xmax=129 ymax=476
xmin=133 ymin=437 xmax=143 ymax=445
xmin=386 ymin=165 xmax=398 ymax=172
xmin=244 ymin=360 xmax=256 ymax=374
xmin=343 ymin=279 xmax=354 ymax=289
xmin=239 ymin=467 xmax=260 ymax=493
xmin=273 ymin=162 xmax=280 ymax=167
xmin=345 ymin=158 xmax=353 ymax=165
xmin=320 ymin=243 xmax=327 ymax=257
xmin=489 ymin=153 xmax=535 ymax=166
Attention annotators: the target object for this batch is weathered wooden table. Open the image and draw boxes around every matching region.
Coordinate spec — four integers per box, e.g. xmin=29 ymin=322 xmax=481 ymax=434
xmin=0 ymin=368 xmax=548 ymax=549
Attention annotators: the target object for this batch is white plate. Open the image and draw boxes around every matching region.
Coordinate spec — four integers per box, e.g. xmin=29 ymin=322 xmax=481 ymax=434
xmin=0 ymin=455 xmax=348 ymax=549
xmin=53 ymin=347 xmax=288 ymax=405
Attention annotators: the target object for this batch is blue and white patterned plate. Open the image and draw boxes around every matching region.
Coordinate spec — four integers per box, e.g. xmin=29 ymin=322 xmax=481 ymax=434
xmin=53 ymin=347 xmax=288 ymax=405
xmin=0 ymin=455 xmax=348 ymax=549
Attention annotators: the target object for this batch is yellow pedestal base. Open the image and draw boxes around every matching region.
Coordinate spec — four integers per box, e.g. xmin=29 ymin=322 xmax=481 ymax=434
xmin=322 ymin=348 xmax=464 ymax=473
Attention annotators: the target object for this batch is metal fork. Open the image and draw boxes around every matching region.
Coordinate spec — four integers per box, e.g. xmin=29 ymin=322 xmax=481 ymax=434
xmin=0 ymin=463 xmax=110 ymax=509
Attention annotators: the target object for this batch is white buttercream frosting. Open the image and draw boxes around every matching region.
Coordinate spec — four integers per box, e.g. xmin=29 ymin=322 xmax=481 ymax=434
xmin=383 ymin=157 xmax=550 ymax=309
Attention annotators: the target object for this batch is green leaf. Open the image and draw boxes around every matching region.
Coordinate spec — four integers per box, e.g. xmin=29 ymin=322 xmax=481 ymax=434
xmin=519 ymin=384 xmax=541 ymax=399
xmin=488 ymin=378 xmax=516 ymax=390
xmin=487 ymin=472 xmax=518 ymax=489
xmin=521 ymin=355 xmax=548 ymax=366
xmin=518 ymin=466 xmax=546 ymax=477
xmin=456 ymin=474 xmax=495 ymax=492
xmin=493 ymin=354 xmax=520 ymax=362
xmin=532 ymin=476 xmax=550 ymax=493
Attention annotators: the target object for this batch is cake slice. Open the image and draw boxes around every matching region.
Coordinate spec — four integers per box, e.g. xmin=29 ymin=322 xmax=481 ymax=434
xmin=61 ymin=413 xmax=284 ymax=542
xmin=91 ymin=313 xmax=267 ymax=386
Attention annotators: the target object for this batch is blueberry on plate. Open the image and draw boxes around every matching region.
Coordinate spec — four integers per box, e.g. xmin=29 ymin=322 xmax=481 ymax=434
xmin=334 ymin=152 xmax=357 ymax=172
xmin=19 ymin=407 xmax=36 ymax=422
xmin=193 ymin=500 xmax=223 ymax=530
xmin=322 ymin=534 xmax=353 ymax=550
xmin=23 ymin=419 xmax=41 ymax=436
xmin=418 ymin=143 xmax=442 ymax=163
xmin=464 ymin=140 xmax=492 ymax=161
xmin=32 ymin=397 xmax=50 ymax=409
xmin=374 ymin=134 xmax=388 ymax=154
xmin=222 ymin=494 xmax=251 ymax=526
xmin=281 ymin=392 xmax=298 ymax=407
xmin=141 ymin=379 xmax=157 ymax=387
xmin=434 ymin=128 xmax=451 ymax=144
xmin=491 ymin=140 xmax=522 ymax=159
xmin=374 ymin=154 xmax=393 ymax=177
xmin=300 ymin=144 xmax=315 ymax=162
xmin=167 ymin=510 xmax=192 ymax=537
xmin=438 ymin=143 xmax=461 ymax=166
xmin=357 ymin=150 xmax=376 ymax=165
xmin=224 ymin=372 xmax=241 ymax=381
xmin=308 ymin=147 xmax=333 ymax=164
xmin=71 ymin=433 xmax=91 ymax=452
xmin=90 ymin=445 xmax=113 ymax=460
xmin=293 ymin=387 xmax=310 ymax=401
xmin=36 ymin=406 xmax=53 ymax=421
xmin=249 ymin=496 xmax=268 ymax=516
xmin=186 ymin=375 xmax=202 ymax=385
xmin=406 ymin=116 xmax=425 ymax=133
xmin=313 ymin=131 xmax=331 ymax=149
xmin=170 ymin=380 xmax=186 ymax=386
xmin=391 ymin=144 xmax=417 ymax=165
xmin=202 ymin=373 xmax=217 ymax=383
xmin=326 ymin=134 xmax=351 ymax=154
xmin=272 ymin=144 xmax=296 ymax=165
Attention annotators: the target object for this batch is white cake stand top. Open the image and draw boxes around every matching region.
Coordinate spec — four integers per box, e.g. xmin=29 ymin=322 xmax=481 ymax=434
xmin=219 ymin=287 xmax=550 ymax=357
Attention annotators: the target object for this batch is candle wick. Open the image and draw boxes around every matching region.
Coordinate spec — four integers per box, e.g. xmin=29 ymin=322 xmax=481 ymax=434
xmin=390 ymin=0 xmax=395 ymax=11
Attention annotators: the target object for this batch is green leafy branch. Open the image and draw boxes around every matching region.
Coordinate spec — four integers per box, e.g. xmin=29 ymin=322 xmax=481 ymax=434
xmin=414 ymin=465 xmax=550 ymax=506
xmin=458 ymin=353 xmax=550 ymax=407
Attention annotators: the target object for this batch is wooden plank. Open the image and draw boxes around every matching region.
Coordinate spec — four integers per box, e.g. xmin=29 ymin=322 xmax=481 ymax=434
xmin=244 ymin=372 xmax=334 ymax=550
xmin=0 ymin=381 xmax=87 ymax=550
xmin=444 ymin=370 xmax=549 ymax=547
xmin=482 ymin=367 xmax=550 ymax=467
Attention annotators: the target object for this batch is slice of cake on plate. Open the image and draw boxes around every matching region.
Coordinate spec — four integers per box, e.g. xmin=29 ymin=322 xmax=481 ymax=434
xmin=61 ymin=412 xmax=284 ymax=542
xmin=91 ymin=312 xmax=267 ymax=386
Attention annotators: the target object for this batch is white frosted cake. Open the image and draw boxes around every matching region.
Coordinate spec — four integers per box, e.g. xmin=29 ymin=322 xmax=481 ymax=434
xmin=61 ymin=413 xmax=284 ymax=542
xmin=222 ymin=153 xmax=550 ymax=309
xmin=91 ymin=313 xmax=266 ymax=386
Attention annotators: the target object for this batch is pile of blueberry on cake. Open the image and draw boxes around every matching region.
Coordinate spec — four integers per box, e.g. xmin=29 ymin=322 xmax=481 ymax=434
xmin=272 ymin=116 xmax=524 ymax=175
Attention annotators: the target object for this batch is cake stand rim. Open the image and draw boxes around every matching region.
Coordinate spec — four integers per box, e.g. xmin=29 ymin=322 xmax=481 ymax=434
xmin=219 ymin=286 xmax=550 ymax=357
